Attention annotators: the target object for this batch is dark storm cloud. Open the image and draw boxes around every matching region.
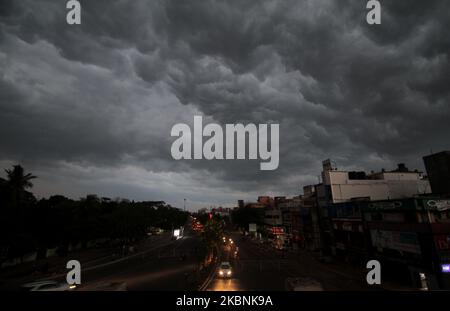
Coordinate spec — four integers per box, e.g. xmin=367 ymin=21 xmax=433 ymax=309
xmin=0 ymin=0 xmax=449 ymax=208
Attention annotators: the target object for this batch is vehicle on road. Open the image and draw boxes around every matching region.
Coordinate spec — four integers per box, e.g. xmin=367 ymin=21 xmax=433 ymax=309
xmin=147 ymin=226 xmax=164 ymax=236
xmin=21 ymin=280 xmax=76 ymax=291
xmin=285 ymin=277 xmax=324 ymax=291
xmin=218 ymin=262 xmax=233 ymax=278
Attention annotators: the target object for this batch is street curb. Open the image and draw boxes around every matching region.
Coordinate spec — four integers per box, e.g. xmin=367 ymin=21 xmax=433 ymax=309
xmin=198 ymin=247 xmax=223 ymax=291
xmin=37 ymin=239 xmax=175 ymax=282
xmin=198 ymin=262 xmax=218 ymax=291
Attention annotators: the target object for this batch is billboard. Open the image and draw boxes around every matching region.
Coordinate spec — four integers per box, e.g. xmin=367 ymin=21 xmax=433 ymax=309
xmin=370 ymin=230 xmax=421 ymax=254
xmin=425 ymin=199 xmax=450 ymax=211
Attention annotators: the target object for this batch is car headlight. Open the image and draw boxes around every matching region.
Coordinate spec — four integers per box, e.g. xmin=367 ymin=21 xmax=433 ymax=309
xmin=227 ymin=271 xmax=232 ymax=275
xmin=219 ymin=270 xmax=224 ymax=275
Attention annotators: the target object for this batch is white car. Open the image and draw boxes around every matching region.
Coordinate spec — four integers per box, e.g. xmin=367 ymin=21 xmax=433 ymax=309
xmin=21 ymin=280 xmax=77 ymax=291
xmin=218 ymin=262 xmax=232 ymax=278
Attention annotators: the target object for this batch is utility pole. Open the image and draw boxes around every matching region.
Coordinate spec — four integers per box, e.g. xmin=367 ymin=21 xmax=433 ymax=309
xmin=184 ymin=198 xmax=186 ymax=212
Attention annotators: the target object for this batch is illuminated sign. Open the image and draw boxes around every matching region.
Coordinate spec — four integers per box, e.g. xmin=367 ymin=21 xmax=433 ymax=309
xmin=173 ymin=229 xmax=180 ymax=237
xmin=441 ymin=264 xmax=450 ymax=273
xmin=271 ymin=227 xmax=284 ymax=235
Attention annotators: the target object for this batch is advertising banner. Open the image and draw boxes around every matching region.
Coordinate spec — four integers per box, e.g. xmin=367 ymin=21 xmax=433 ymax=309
xmin=370 ymin=230 xmax=421 ymax=254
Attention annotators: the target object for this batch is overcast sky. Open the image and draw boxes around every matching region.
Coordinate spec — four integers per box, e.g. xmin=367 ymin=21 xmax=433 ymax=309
xmin=1 ymin=0 xmax=449 ymax=210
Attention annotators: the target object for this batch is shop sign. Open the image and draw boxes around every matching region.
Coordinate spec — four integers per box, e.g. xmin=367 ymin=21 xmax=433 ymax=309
xmin=435 ymin=235 xmax=450 ymax=250
xmin=271 ymin=227 xmax=284 ymax=235
xmin=426 ymin=200 xmax=450 ymax=211
xmin=370 ymin=230 xmax=421 ymax=254
xmin=368 ymin=201 xmax=403 ymax=211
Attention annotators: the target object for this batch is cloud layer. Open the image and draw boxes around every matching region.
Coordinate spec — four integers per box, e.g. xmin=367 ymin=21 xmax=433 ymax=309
xmin=1 ymin=0 xmax=449 ymax=209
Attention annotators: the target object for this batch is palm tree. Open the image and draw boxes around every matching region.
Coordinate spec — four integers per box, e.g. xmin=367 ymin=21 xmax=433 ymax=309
xmin=5 ymin=165 xmax=36 ymax=191
xmin=2 ymin=165 xmax=36 ymax=260
xmin=4 ymin=165 xmax=36 ymax=221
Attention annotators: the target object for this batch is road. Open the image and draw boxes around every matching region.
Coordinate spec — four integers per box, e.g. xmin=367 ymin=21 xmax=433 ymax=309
xmin=2 ymin=226 xmax=411 ymax=291
xmin=75 ymin=220 xmax=205 ymax=290
xmin=206 ymin=233 xmax=372 ymax=291
xmin=2 ymin=218 xmax=207 ymax=291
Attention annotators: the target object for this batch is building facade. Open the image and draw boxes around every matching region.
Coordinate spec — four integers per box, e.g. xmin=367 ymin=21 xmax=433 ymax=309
xmin=321 ymin=160 xmax=431 ymax=204
xmin=423 ymin=151 xmax=450 ymax=195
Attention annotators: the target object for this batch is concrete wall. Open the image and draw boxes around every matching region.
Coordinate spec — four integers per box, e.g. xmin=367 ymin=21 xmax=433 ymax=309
xmin=326 ymin=171 xmax=431 ymax=203
xmin=264 ymin=209 xmax=283 ymax=226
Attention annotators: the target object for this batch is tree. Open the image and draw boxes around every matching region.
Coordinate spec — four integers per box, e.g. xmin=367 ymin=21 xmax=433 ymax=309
xmin=202 ymin=217 xmax=223 ymax=249
xmin=4 ymin=165 xmax=36 ymax=210
xmin=1 ymin=165 xmax=37 ymax=260
xmin=5 ymin=165 xmax=36 ymax=190
xmin=0 ymin=164 xmax=191 ymax=262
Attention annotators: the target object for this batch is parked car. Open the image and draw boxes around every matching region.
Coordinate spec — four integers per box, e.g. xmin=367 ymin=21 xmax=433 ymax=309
xmin=21 ymin=280 xmax=76 ymax=291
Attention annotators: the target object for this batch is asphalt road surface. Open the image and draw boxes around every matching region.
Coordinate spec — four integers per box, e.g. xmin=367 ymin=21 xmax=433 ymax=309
xmin=3 ymin=228 xmax=410 ymax=291
xmin=76 ymin=224 xmax=204 ymax=290
xmin=2 ymin=219 xmax=206 ymax=291
xmin=206 ymin=233 xmax=371 ymax=291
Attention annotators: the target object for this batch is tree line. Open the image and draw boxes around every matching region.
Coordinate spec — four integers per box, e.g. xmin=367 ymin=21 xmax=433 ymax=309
xmin=0 ymin=165 xmax=188 ymax=262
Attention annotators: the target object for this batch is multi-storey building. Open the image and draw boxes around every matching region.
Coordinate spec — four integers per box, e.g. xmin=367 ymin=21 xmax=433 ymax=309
xmin=423 ymin=151 xmax=450 ymax=195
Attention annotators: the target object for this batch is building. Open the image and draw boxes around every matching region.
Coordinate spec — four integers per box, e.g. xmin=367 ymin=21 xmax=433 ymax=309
xmin=197 ymin=207 xmax=208 ymax=214
xmin=321 ymin=159 xmax=431 ymax=204
xmin=245 ymin=202 xmax=267 ymax=209
xmin=423 ymin=151 xmax=450 ymax=195
xmin=325 ymin=196 xmax=450 ymax=289
xmin=211 ymin=207 xmax=232 ymax=217
xmin=363 ymin=197 xmax=450 ymax=290
xmin=233 ymin=199 xmax=266 ymax=235
xmin=313 ymin=158 xmax=450 ymax=289
xmin=329 ymin=199 xmax=370 ymax=263
xmin=310 ymin=159 xmax=431 ymax=257
xmin=264 ymin=208 xmax=283 ymax=226
xmin=313 ymin=182 xmax=335 ymax=256
xmin=301 ymin=186 xmax=322 ymax=251
xmin=277 ymin=197 xmax=302 ymax=250
xmin=258 ymin=196 xmax=274 ymax=207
